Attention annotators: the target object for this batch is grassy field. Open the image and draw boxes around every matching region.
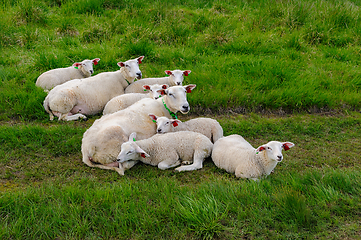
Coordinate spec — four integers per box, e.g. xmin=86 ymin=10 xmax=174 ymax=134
xmin=1 ymin=0 xmax=361 ymax=239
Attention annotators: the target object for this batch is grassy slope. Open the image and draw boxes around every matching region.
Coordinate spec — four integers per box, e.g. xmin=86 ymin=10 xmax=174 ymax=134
xmin=1 ymin=0 xmax=361 ymax=239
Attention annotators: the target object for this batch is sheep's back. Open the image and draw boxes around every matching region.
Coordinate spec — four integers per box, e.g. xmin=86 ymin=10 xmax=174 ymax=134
xmin=212 ymin=134 xmax=255 ymax=173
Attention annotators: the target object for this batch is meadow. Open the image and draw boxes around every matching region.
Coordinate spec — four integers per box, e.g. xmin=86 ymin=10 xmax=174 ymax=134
xmin=0 ymin=0 xmax=361 ymax=239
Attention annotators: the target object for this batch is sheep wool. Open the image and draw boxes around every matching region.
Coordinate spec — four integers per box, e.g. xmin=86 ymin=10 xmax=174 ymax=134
xmin=117 ymin=131 xmax=213 ymax=172
xmin=81 ymin=85 xmax=197 ymax=175
xmin=43 ymin=56 xmax=144 ymax=121
xmin=212 ymin=134 xmax=295 ymax=180
xmin=103 ymin=84 xmax=168 ymax=115
xmin=125 ymin=69 xmax=191 ymax=93
xmin=36 ymin=58 xmax=100 ymax=91
xmin=150 ymin=115 xmax=223 ymax=143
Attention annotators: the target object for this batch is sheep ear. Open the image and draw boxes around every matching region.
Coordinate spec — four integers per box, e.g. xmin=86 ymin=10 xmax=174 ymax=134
xmin=128 ymin=132 xmax=137 ymax=142
xmin=157 ymin=89 xmax=167 ymax=96
xmin=162 ymin=84 xmax=169 ymax=89
xmin=92 ymin=58 xmax=100 ymax=65
xmin=165 ymin=70 xmax=172 ymax=75
xmin=137 ymin=56 xmax=144 ymax=64
xmin=134 ymin=145 xmax=149 ymax=158
xmin=143 ymin=85 xmax=151 ymax=90
xmin=256 ymin=145 xmax=267 ymax=154
xmin=172 ymin=119 xmax=181 ymax=127
xmin=117 ymin=62 xmax=125 ymax=68
xmin=149 ymin=114 xmax=157 ymax=121
xmin=282 ymin=142 xmax=295 ymax=151
xmin=185 ymin=84 xmax=196 ymax=93
xmin=183 ymin=70 xmax=191 ymax=76
xmin=73 ymin=62 xmax=81 ymax=67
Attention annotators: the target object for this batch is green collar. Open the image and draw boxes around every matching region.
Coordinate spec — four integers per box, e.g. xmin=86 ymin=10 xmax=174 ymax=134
xmin=125 ymin=79 xmax=130 ymax=85
xmin=162 ymin=98 xmax=178 ymax=119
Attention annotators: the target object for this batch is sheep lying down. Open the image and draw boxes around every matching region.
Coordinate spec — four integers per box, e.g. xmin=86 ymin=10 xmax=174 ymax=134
xmin=117 ymin=132 xmax=213 ymax=172
xmin=212 ymin=134 xmax=294 ymax=180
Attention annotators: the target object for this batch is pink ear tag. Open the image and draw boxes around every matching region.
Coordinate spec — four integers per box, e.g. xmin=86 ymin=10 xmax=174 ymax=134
xmin=186 ymin=89 xmax=192 ymax=93
xmin=93 ymin=60 xmax=98 ymax=65
xmin=141 ymin=153 xmax=146 ymax=158
xmin=172 ymin=121 xmax=178 ymax=127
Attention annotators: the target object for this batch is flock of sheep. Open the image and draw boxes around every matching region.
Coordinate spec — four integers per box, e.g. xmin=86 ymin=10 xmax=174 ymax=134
xmin=36 ymin=56 xmax=295 ymax=180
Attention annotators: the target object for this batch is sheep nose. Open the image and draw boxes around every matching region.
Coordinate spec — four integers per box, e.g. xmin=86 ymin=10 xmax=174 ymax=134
xmin=277 ymin=155 xmax=283 ymax=161
xmin=176 ymin=82 xmax=181 ymax=85
xmin=157 ymin=129 xmax=162 ymax=133
xmin=136 ymin=72 xmax=142 ymax=79
xmin=90 ymin=70 xmax=93 ymax=74
xmin=182 ymin=105 xmax=189 ymax=112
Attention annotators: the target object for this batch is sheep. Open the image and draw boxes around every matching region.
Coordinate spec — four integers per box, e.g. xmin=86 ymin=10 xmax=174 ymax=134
xmin=211 ymin=134 xmax=295 ymax=180
xmin=149 ymin=115 xmax=223 ymax=143
xmin=36 ymin=58 xmax=100 ymax=91
xmin=124 ymin=69 xmax=191 ymax=94
xmin=117 ymin=131 xmax=213 ymax=173
xmin=81 ymin=84 xmax=196 ymax=175
xmin=103 ymin=84 xmax=168 ymax=115
xmin=43 ymin=56 xmax=144 ymax=121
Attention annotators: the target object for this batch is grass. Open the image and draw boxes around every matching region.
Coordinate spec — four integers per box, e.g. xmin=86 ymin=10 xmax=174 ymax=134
xmin=1 ymin=0 xmax=361 ymax=239
xmin=1 ymin=113 xmax=361 ymax=239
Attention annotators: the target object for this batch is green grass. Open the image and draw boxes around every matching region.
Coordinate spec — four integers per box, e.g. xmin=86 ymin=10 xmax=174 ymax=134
xmin=1 ymin=113 xmax=361 ymax=239
xmin=1 ymin=0 xmax=361 ymax=239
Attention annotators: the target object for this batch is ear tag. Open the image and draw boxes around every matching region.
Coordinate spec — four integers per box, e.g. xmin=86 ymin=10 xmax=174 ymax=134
xmin=186 ymin=89 xmax=192 ymax=93
xmin=284 ymin=145 xmax=290 ymax=151
xmin=93 ymin=60 xmax=98 ymax=65
xmin=172 ymin=121 xmax=178 ymax=127
xmin=162 ymin=85 xmax=167 ymax=89
xmin=138 ymin=59 xmax=142 ymax=64
xmin=158 ymin=95 xmax=162 ymax=98
xmin=141 ymin=153 xmax=146 ymax=158
xmin=74 ymin=66 xmax=78 ymax=69
xmin=152 ymin=120 xmax=156 ymax=123
xmin=133 ymin=138 xmax=136 ymax=142
xmin=144 ymin=89 xmax=147 ymax=91
xmin=256 ymin=151 xmax=259 ymax=154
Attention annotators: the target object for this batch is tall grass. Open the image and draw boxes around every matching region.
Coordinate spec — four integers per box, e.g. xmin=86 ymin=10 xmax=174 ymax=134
xmin=1 ymin=0 xmax=361 ymax=120
xmin=1 ymin=169 xmax=360 ymax=239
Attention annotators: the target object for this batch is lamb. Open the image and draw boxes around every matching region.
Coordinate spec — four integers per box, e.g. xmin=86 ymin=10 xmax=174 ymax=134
xmin=149 ymin=115 xmax=223 ymax=143
xmin=43 ymin=56 xmax=144 ymax=121
xmin=81 ymin=84 xmax=196 ymax=175
xmin=103 ymin=84 xmax=168 ymax=115
xmin=211 ymin=134 xmax=295 ymax=180
xmin=117 ymin=131 xmax=213 ymax=172
xmin=36 ymin=58 xmax=100 ymax=91
xmin=124 ymin=69 xmax=191 ymax=94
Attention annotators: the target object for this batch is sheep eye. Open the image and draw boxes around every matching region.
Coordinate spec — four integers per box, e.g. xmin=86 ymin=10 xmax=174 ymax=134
xmin=126 ymin=151 xmax=133 ymax=155
xmin=165 ymin=122 xmax=169 ymax=125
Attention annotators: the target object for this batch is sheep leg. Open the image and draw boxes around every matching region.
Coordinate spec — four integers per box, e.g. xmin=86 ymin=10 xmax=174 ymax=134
xmin=58 ymin=113 xmax=87 ymax=121
xmin=83 ymin=157 xmax=125 ymax=175
xmin=158 ymin=159 xmax=181 ymax=170
xmin=175 ymin=150 xmax=205 ymax=172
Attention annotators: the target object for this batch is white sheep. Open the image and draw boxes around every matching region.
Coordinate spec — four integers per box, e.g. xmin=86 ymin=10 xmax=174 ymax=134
xmin=149 ymin=115 xmax=223 ymax=143
xmin=103 ymin=84 xmax=168 ymax=115
xmin=43 ymin=56 xmax=144 ymax=121
xmin=211 ymin=134 xmax=295 ymax=180
xmin=81 ymin=84 xmax=196 ymax=175
xmin=124 ymin=69 xmax=191 ymax=93
xmin=117 ymin=131 xmax=213 ymax=172
xmin=36 ymin=58 xmax=100 ymax=91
